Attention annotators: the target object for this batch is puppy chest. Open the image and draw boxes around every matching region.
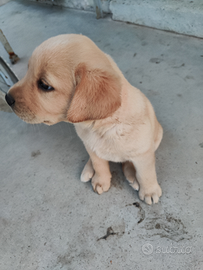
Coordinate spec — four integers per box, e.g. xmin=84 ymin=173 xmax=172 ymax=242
xmin=76 ymin=125 xmax=131 ymax=162
xmin=96 ymin=137 xmax=126 ymax=162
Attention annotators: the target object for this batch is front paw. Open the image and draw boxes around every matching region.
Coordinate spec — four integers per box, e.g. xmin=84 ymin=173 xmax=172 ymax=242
xmin=80 ymin=159 xmax=94 ymax=182
xmin=91 ymin=174 xmax=111 ymax=195
xmin=139 ymin=183 xmax=162 ymax=205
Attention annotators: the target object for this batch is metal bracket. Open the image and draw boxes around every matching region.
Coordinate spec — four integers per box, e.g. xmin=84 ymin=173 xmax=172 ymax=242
xmin=0 ymin=29 xmax=19 ymax=64
xmin=0 ymin=56 xmax=19 ymax=94
xmin=94 ymin=0 xmax=103 ymax=19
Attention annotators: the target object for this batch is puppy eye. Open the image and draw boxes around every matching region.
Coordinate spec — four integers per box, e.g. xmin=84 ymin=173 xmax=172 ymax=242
xmin=38 ymin=80 xmax=54 ymax=91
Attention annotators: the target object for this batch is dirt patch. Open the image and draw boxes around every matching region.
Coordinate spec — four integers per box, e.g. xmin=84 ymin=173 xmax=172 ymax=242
xmin=97 ymin=227 xmax=118 ymax=241
xmin=173 ymin=63 xmax=185 ymax=68
xmin=149 ymin=58 xmax=163 ymax=64
xmin=31 ymin=150 xmax=41 ymax=157
xmin=143 ymin=213 xmax=191 ymax=242
xmin=126 ymin=202 xmax=145 ymax=224
xmin=97 ymin=225 xmax=125 ymax=241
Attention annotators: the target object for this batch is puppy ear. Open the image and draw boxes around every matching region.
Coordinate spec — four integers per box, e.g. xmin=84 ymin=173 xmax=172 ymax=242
xmin=67 ymin=63 xmax=121 ymax=123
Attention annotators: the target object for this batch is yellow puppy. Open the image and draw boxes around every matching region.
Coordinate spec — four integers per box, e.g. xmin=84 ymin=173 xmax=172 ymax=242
xmin=6 ymin=34 xmax=163 ymax=204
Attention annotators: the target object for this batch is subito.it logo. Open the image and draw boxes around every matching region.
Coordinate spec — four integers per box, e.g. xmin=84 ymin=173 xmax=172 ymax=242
xmin=142 ymin=243 xmax=153 ymax=255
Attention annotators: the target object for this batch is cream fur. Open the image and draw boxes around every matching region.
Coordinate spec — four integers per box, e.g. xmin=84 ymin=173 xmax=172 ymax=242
xmin=8 ymin=34 xmax=163 ymax=204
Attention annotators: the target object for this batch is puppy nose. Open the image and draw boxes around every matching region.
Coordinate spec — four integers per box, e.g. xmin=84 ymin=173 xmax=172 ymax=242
xmin=5 ymin=93 xmax=15 ymax=107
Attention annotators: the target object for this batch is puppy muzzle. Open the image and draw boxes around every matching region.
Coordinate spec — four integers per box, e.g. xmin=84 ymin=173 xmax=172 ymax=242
xmin=5 ymin=93 xmax=15 ymax=107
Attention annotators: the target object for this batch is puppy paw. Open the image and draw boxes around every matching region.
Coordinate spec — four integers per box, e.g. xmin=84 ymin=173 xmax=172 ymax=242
xmin=127 ymin=176 xmax=139 ymax=191
xmin=139 ymin=183 xmax=162 ymax=205
xmin=91 ymin=174 xmax=111 ymax=195
xmin=80 ymin=159 xmax=94 ymax=182
xmin=122 ymin=161 xmax=139 ymax=191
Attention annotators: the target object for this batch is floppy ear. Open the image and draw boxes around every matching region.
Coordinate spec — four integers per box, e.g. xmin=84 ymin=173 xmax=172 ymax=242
xmin=67 ymin=63 xmax=121 ymax=123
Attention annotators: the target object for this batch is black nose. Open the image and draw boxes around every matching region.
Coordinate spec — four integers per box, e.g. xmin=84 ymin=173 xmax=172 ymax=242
xmin=5 ymin=93 xmax=15 ymax=107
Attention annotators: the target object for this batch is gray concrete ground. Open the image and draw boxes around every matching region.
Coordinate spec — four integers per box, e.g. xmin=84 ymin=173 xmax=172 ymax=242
xmin=0 ymin=1 xmax=203 ymax=269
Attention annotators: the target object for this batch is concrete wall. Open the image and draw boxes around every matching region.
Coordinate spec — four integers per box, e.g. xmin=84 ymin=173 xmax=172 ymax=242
xmin=29 ymin=0 xmax=110 ymax=13
xmin=110 ymin=0 xmax=203 ymax=38
xmin=27 ymin=0 xmax=203 ymax=38
xmin=0 ymin=0 xmax=11 ymax=6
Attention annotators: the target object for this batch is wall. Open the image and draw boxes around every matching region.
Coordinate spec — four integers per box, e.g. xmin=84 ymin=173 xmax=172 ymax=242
xmin=27 ymin=0 xmax=203 ymax=38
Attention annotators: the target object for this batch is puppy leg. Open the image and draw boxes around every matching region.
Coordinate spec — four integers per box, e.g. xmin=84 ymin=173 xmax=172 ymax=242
xmin=85 ymin=146 xmax=111 ymax=195
xmin=81 ymin=158 xmax=95 ymax=182
xmin=154 ymin=124 xmax=163 ymax=151
xmin=132 ymin=151 xmax=162 ymax=205
xmin=122 ymin=161 xmax=139 ymax=191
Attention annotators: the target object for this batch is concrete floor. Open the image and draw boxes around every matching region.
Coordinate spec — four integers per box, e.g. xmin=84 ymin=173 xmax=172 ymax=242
xmin=0 ymin=1 xmax=203 ymax=269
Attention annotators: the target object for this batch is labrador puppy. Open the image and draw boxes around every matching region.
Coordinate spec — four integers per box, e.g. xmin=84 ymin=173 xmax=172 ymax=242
xmin=5 ymin=34 xmax=163 ymax=204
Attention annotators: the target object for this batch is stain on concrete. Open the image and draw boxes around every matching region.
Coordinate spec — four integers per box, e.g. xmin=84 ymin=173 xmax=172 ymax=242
xmin=126 ymin=202 xmax=145 ymax=224
xmin=137 ymin=203 xmax=145 ymax=224
xmin=11 ymin=11 xmax=21 ymax=15
xmin=141 ymin=41 xmax=148 ymax=46
xmin=185 ymin=75 xmax=194 ymax=80
xmin=199 ymin=143 xmax=203 ymax=148
xmin=57 ymin=249 xmax=95 ymax=268
xmin=155 ymin=223 xmax=161 ymax=229
xmin=143 ymin=213 xmax=191 ymax=242
xmin=56 ymin=224 xmax=96 ymax=268
xmin=177 ymin=94 xmax=182 ymax=97
xmin=173 ymin=63 xmax=185 ymax=68
xmin=57 ymin=254 xmax=73 ymax=267
xmin=0 ymin=217 xmax=9 ymax=227
xmin=111 ymin=171 xmax=124 ymax=189
xmin=31 ymin=150 xmax=41 ymax=157
xmin=149 ymin=58 xmax=163 ymax=64
xmin=0 ymin=94 xmax=12 ymax=113
xmin=133 ymin=53 xmax=137 ymax=57
xmin=97 ymin=227 xmax=119 ymax=241
xmin=104 ymin=43 xmax=110 ymax=48
xmin=147 ymin=89 xmax=159 ymax=96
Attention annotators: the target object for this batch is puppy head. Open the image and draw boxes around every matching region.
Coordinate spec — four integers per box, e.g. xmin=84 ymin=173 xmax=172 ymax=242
xmin=6 ymin=35 xmax=121 ymax=125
